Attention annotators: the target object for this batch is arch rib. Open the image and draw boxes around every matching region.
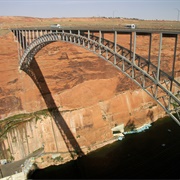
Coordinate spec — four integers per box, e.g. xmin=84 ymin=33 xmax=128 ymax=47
xmin=19 ymin=32 xmax=180 ymax=125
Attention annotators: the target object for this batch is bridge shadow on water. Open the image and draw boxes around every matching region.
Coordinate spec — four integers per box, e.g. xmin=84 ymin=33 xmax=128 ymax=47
xmin=28 ymin=116 xmax=180 ymax=179
xmin=23 ymin=58 xmax=84 ymax=168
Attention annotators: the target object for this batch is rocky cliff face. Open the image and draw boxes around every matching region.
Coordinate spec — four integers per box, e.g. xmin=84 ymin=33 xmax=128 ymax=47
xmin=0 ymin=29 xmax=166 ymax=164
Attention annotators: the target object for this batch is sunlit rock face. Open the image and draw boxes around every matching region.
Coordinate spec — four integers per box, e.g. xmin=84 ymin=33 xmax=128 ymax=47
xmin=0 ymin=29 xmax=165 ymax=163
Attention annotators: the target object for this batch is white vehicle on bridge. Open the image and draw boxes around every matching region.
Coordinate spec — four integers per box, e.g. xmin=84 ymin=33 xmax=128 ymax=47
xmin=125 ymin=24 xmax=136 ymax=29
xmin=50 ymin=24 xmax=61 ymax=28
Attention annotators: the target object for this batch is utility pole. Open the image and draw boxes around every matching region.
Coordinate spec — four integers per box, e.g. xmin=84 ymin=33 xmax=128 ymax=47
xmin=113 ymin=10 xmax=118 ymax=29
xmin=175 ymin=8 xmax=180 ymax=21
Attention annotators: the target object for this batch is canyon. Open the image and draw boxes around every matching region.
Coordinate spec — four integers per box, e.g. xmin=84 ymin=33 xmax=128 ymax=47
xmin=0 ymin=16 xmax=179 ymax=169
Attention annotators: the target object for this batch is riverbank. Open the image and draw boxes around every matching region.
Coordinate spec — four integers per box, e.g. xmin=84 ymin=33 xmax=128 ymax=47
xmin=29 ymin=116 xmax=180 ymax=179
xmin=32 ymin=121 xmax=153 ymax=169
xmin=32 ymin=136 xmax=118 ymax=169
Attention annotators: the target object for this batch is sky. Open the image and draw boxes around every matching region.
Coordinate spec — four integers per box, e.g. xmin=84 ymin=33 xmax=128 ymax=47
xmin=0 ymin=0 xmax=180 ymax=21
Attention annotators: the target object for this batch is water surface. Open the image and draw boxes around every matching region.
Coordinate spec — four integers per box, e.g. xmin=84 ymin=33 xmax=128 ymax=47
xmin=29 ymin=117 xmax=180 ymax=179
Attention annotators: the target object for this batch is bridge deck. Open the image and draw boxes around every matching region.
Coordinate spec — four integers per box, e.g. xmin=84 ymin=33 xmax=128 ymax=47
xmin=11 ymin=27 xmax=180 ymax=35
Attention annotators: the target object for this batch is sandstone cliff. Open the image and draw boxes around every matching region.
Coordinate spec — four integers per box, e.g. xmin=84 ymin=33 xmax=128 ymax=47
xmin=1 ymin=17 xmax=178 ymax=166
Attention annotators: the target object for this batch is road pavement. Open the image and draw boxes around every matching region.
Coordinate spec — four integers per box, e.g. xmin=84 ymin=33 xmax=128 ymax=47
xmin=0 ymin=148 xmax=43 ymax=178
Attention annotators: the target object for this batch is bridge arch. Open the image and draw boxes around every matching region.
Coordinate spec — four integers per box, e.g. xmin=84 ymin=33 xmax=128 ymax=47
xmin=19 ymin=31 xmax=180 ymax=125
xmin=19 ymin=32 xmax=116 ymax=69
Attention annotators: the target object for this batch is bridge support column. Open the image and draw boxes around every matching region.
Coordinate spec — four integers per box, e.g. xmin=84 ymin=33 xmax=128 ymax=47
xmin=157 ymin=33 xmax=162 ymax=82
xmin=154 ymin=33 xmax=162 ymax=98
xmin=130 ymin=32 xmax=133 ymax=60
xmin=12 ymin=30 xmax=20 ymax=63
xmin=132 ymin=32 xmax=136 ymax=79
xmin=132 ymin=32 xmax=136 ymax=64
xmin=168 ymin=34 xmax=178 ymax=111
xmin=114 ymin=31 xmax=117 ymax=64
xmin=171 ymin=34 xmax=178 ymax=79
xmin=78 ymin=30 xmax=80 ymax=45
xmin=88 ymin=30 xmax=90 ymax=49
xmin=99 ymin=30 xmax=102 ymax=55
xmin=148 ymin=33 xmax=152 ymax=73
xmin=69 ymin=30 xmax=72 ymax=42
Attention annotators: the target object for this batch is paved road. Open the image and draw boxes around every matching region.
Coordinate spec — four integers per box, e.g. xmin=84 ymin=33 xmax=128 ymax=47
xmin=0 ymin=148 xmax=44 ymax=178
xmin=10 ymin=26 xmax=180 ymax=34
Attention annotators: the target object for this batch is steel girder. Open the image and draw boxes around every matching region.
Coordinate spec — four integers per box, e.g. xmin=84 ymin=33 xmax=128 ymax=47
xmin=13 ymin=31 xmax=180 ymax=125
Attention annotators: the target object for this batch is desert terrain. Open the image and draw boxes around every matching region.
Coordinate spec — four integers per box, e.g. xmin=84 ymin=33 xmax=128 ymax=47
xmin=0 ymin=16 xmax=179 ymax=168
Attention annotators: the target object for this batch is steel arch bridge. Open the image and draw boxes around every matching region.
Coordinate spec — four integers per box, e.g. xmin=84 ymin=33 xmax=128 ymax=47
xmin=11 ymin=28 xmax=180 ymax=126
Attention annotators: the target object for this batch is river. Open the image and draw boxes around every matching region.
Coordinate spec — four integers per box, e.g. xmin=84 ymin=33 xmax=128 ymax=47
xmin=29 ymin=116 xmax=180 ymax=179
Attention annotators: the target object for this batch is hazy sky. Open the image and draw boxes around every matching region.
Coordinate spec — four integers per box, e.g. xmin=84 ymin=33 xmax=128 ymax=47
xmin=0 ymin=0 xmax=180 ymax=21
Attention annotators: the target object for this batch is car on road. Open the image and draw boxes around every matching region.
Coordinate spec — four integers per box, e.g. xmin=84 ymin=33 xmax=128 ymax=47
xmin=50 ymin=24 xmax=61 ymax=28
xmin=125 ymin=24 xmax=136 ymax=29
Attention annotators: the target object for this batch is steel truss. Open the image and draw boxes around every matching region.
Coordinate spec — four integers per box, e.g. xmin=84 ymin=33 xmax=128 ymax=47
xmin=11 ymin=29 xmax=180 ymax=125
